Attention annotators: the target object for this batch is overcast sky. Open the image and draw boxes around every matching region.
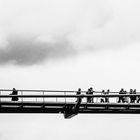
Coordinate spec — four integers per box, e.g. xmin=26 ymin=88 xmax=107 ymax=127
xmin=1 ymin=0 xmax=140 ymax=140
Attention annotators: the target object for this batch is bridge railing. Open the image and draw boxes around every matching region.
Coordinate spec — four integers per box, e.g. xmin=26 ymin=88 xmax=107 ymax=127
xmin=0 ymin=89 xmax=140 ymax=104
xmin=0 ymin=89 xmax=77 ymax=104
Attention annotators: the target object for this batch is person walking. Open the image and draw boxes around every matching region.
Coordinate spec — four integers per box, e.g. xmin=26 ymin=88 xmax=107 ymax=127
xmin=76 ymin=88 xmax=81 ymax=102
xmin=105 ymin=89 xmax=110 ymax=103
xmin=89 ymin=87 xmax=94 ymax=103
xmin=136 ymin=90 xmax=140 ymax=103
xmin=118 ymin=88 xmax=124 ymax=103
xmin=133 ymin=89 xmax=136 ymax=103
xmin=86 ymin=88 xmax=90 ymax=103
xmin=130 ymin=89 xmax=133 ymax=103
xmin=100 ymin=90 xmax=105 ymax=103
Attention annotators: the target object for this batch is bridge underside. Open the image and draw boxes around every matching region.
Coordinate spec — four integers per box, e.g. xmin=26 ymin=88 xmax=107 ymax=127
xmin=1 ymin=101 xmax=140 ymax=118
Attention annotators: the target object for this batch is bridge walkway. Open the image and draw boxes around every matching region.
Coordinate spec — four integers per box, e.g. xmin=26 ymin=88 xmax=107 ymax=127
xmin=0 ymin=89 xmax=140 ymax=118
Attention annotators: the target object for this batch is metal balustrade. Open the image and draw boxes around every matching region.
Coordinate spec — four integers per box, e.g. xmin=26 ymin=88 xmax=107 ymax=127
xmin=0 ymin=89 xmax=140 ymax=118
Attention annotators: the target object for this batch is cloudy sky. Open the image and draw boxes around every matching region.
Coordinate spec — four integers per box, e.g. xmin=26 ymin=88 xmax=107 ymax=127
xmin=0 ymin=0 xmax=140 ymax=139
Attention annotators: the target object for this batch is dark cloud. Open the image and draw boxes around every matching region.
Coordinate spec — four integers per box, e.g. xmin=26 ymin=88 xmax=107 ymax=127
xmin=0 ymin=37 xmax=75 ymax=66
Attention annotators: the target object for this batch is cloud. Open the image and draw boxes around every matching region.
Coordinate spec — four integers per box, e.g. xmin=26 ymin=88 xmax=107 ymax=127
xmin=0 ymin=36 xmax=75 ymax=65
xmin=0 ymin=0 xmax=140 ymax=66
xmin=0 ymin=0 xmax=113 ymax=65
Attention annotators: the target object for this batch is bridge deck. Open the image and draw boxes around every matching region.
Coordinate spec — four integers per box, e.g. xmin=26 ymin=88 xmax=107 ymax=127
xmin=1 ymin=101 xmax=140 ymax=114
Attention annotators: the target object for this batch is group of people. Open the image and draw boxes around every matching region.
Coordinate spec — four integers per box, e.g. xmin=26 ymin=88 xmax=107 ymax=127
xmin=76 ymin=88 xmax=110 ymax=103
xmin=76 ymin=88 xmax=140 ymax=103
xmin=76 ymin=88 xmax=94 ymax=103
xmin=9 ymin=87 xmax=140 ymax=103
xmin=100 ymin=89 xmax=110 ymax=103
xmin=118 ymin=88 xmax=140 ymax=103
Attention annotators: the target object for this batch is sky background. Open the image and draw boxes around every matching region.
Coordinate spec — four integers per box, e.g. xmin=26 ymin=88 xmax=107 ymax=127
xmin=0 ymin=0 xmax=140 ymax=139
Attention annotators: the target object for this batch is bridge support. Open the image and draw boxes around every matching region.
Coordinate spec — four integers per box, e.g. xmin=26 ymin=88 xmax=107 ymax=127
xmin=64 ymin=96 xmax=82 ymax=119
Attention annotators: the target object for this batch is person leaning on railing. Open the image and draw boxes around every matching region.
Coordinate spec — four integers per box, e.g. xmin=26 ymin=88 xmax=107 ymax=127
xmin=76 ymin=88 xmax=81 ymax=95
xmin=9 ymin=88 xmax=18 ymax=101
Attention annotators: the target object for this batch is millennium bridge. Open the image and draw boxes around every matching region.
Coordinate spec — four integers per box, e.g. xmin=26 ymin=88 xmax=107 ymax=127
xmin=0 ymin=89 xmax=140 ymax=119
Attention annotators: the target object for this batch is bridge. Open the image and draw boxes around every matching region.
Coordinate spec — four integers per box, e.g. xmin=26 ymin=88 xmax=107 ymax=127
xmin=0 ymin=89 xmax=140 ymax=119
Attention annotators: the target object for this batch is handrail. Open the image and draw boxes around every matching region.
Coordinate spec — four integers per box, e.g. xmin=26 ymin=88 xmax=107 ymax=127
xmin=0 ymin=89 xmax=140 ymax=94
xmin=0 ymin=89 xmax=77 ymax=92
xmin=0 ymin=94 xmax=140 ymax=98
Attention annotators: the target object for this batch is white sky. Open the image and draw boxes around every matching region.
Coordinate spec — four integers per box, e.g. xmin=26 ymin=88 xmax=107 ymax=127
xmin=0 ymin=0 xmax=140 ymax=139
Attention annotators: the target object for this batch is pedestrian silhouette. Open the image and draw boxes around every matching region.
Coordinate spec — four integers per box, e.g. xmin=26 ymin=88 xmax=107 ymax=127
xmin=10 ymin=88 xmax=18 ymax=101
xmin=137 ymin=89 xmax=140 ymax=103
xmin=130 ymin=89 xmax=136 ymax=103
xmin=105 ymin=89 xmax=110 ymax=103
xmin=76 ymin=88 xmax=81 ymax=102
xmin=86 ymin=88 xmax=91 ymax=103
xmin=132 ymin=89 xmax=136 ymax=103
xmin=123 ymin=90 xmax=127 ymax=103
xmin=100 ymin=90 xmax=105 ymax=103
xmin=76 ymin=88 xmax=81 ymax=95
xmin=89 ymin=87 xmax=94 ymax=103
xmin=130 ymin=89 xmax=133 ymax=103
xmin=118 ymin=88 xmax=125 ymax=103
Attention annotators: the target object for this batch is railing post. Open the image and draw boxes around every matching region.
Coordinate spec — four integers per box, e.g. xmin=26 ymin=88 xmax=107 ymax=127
xmin=64 ymin=92 xmax=66 ymax=104
xmin=116 ymin=94 xmax=118 ymax=103
xmin=21 ymin=91 xmax=23 ymax=104
xmin=0 ymin=91 xmax=1 ymax=104
xmin=43 ymin=91 xmax=44 ymax=104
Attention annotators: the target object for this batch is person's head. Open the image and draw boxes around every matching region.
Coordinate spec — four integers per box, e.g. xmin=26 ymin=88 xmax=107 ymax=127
xmin=121 ymin=88 xmax=124 ymax=91
xmin=102 ymin=90 xmax=105 ymax=92
xmin=13 ymin=88 xmax=16 ymax=90
xmin=107 ymin=89 xmax=110 ymax=92
xmin=78 ymin=88 xmax=81 ymax=91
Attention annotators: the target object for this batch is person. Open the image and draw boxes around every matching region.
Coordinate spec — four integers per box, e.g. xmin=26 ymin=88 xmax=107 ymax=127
xmin=76 ymin=88 xmax=81 ymax=102
xmin=118 ymin=88 xmax=125 ymax=103
xmin=100 ymin=90 xmax=105 ymax=103
xmin=129 ymin=89 xmax=133 ymax=103
xmin=130 ymin=89 xmax=136 ymax=103
xmin=89 ymin=87 xmax=94 ymax=103
xmin=123 ymin=90 xmax=127 ymax=103
xmin=137 ymin=89 xmax=140 ymax=103
xmin=10 ymin=88 xmax=18 ymax=101
xmin=86 ymin=88 xmax=92 ymax=103
xmin=76 ymin=88 xmax=81 ymax=95
xmin=105 ymin=89 xmax=110 ymax=103
xmin=132 ymin=89 xmax=136 ymax=103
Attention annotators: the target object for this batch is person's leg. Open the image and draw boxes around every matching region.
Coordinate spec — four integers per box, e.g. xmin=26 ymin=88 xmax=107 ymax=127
xmin=118 ymin=97 xmax=121 ymax=103
xmin=137 ymin=98 xmax=140 ymax=103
